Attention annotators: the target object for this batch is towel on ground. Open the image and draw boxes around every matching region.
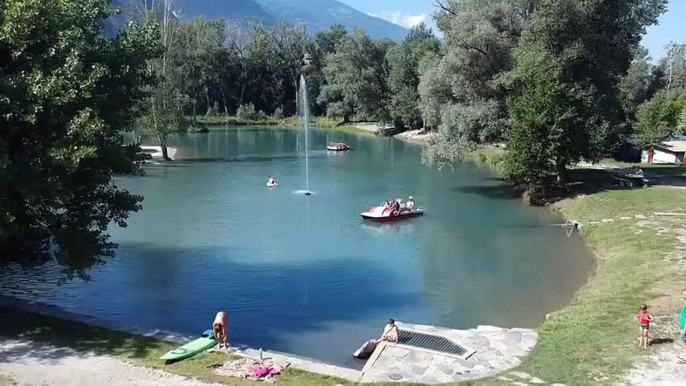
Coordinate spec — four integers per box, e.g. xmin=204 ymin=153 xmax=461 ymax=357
xmin=214 ymin=357 xmax=290 ymax=383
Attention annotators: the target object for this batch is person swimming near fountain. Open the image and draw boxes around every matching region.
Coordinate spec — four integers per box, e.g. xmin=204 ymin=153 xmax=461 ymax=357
xmin=375 ymin=318 xmax=399 ymax=344
xmin=213 ymin=311 xmax=228 ymax=349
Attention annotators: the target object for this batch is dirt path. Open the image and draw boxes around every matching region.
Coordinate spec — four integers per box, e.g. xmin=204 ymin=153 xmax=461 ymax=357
xmin=0 ymin=339 xmax=223 ymax=386
xmin=619 ymin=343 xmax=686 ymax=386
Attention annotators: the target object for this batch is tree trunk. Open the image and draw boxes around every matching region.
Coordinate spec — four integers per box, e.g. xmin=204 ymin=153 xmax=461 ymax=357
xmin=205 ymin=85 xmax=211 ymax=116
xmin=192 ymin=102 xmax=197 ymax=126
xmin=556 ymin=157 xmax=569 ymax=183
xmin=220 ymin=89 xmax=229 ymax=116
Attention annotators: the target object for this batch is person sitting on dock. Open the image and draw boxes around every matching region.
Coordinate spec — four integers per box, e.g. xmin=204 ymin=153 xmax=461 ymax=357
xmin=375 ymin=318 xmax=399 ymax=344
xmin=213 ymin=311 xmax=228 ymax=349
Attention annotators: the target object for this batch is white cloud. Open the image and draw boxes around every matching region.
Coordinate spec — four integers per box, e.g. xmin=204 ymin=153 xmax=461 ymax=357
xmin=370 ymin=11 xmax=427 ymax=29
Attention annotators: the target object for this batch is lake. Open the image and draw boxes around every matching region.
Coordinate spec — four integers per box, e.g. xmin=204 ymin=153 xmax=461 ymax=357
xmin=1 ymin=126 xmax=593 ymax=368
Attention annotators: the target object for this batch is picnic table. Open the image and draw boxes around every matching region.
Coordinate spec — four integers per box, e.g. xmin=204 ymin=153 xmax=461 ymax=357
xmin=611 ymin=172 xmax=649 ymax=187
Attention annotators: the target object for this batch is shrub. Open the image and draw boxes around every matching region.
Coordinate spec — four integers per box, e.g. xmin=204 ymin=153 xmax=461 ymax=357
xmin=236 ymin=103 xmax=258 ymax=121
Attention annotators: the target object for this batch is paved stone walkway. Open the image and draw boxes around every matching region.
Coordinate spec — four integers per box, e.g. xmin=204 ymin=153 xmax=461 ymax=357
xmin=359 ymin=323 xmax=537 ymax=384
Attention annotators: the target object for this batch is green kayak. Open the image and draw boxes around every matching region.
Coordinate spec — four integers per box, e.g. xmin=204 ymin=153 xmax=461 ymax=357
xmin=160 ymin=329 xmax=217 ymax=361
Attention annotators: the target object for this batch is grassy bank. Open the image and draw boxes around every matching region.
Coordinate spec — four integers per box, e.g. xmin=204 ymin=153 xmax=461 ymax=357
xmin=465 ymin=149 xmax=686 ymax=385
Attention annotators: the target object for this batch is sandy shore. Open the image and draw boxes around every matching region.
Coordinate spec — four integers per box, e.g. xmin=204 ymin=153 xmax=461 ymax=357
xmin=393 ymin=129 xmax=435 ymax=143
xmin=0 ymin=339 xmax=222 ymax=386
xmin=139 ymin=145 xmax=178 ymax=160
xmin=354 ymin=123 xmax=379 ymax=133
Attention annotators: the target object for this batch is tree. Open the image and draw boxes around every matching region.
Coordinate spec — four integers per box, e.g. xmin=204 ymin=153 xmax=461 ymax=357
xmin=662 ymin=43 xmax=686 ymax=91
xmin=419 ymin=0 xmax=529 ymax=168
xmin=503 ymin=0 xmax=666 ymax=187
xmin=0 ymin=0 xmax=159 ymax=276
xmin=176 ymin=17 xmax=225 ymax=121
xmin=620 ymin=46 xmax=663 ymax=125
xmin=633 ymin=91 xmax=686 ymax=163
xmin=386 ymin=23 xmax=440 ymax=129
xmin=135 ymin=0 xmax=182 ymax=161
xmin=319 ymin=28 xmax=395 ymax=122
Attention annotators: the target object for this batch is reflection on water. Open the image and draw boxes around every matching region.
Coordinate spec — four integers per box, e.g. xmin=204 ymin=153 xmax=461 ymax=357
xmin=0 ymin=127 xmax=593 ymax=368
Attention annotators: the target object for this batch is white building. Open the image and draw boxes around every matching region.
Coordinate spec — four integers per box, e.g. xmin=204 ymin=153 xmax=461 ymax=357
xmin=641 ymin=140 xmax=686 ymax=164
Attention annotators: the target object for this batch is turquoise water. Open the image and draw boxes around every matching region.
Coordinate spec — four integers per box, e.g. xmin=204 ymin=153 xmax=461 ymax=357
xmin=2 ymin=126 xmax=593 ymax=368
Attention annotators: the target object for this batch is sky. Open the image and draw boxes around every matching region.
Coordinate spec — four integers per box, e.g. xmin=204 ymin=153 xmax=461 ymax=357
xmin=341 ymin=0 xmax=686 ymax=61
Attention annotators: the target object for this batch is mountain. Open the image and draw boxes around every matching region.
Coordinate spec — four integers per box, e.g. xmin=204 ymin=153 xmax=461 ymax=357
xmin=112 ymin=0 xmax=409 ymax=41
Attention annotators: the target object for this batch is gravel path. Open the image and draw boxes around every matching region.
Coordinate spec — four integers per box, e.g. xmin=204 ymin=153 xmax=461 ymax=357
xmin=0 ymin=339 xmax=222 ymax=386
xmin=619 ymin=343 xmax=686 ymax=386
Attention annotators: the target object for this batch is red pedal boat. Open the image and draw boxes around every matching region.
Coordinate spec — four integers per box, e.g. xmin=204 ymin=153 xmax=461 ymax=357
xmin=360 ymin=206 xmax=424 ymax=222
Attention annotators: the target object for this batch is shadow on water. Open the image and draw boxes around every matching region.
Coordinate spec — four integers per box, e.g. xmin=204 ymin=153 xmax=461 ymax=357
xmin=115 ymin=243 xmax=419 ymax=357
xmin=0 ymin=242 xmax=421 ymax=366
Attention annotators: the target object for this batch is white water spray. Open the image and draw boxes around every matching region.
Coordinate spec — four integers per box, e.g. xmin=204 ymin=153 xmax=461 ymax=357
xmin=298 ymin=75 xmax=312 ymax=196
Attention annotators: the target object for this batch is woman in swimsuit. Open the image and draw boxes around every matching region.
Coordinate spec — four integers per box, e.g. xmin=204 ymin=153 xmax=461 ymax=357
xmin=213 ymin=311 xmax=228 ymax=349
xmin=375 ymin=318 xmax=399 ymax=344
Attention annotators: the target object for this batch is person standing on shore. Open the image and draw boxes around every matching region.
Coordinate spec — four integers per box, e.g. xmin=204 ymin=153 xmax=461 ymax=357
xmin=636 ymin=304 xmax=653 ymax=349
xmin=679 ymin=292 xmax=686 ymax=363
xmin=213 ymin=311 xmax=228 ymax=349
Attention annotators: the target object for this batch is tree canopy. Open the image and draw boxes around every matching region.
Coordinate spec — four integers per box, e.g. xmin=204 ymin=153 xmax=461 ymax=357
xmin=0 ymin=0 xmax=160 ymax=277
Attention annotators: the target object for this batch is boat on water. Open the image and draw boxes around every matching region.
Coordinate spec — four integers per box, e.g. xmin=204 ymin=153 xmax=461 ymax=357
xmin=160 ymin=329 xmax=217 ymax=362
xmin=360 ymin=206 xmax=424 ymax=222
xmin=327 ymin=142 xmax=350 ymax=151
xmin=267 ymin=182 xmax=277 ymax=187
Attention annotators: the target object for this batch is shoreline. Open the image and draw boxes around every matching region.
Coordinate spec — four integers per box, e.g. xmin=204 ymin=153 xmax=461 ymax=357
xmin=0 ymin=296 xmax=537 ymax=385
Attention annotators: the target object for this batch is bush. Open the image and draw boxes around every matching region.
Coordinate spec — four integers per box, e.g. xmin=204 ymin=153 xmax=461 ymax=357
xmin=236 ymin=103 xmax=258 ymax=121
xmin=272 ymin=107 xmax=284 ymax=119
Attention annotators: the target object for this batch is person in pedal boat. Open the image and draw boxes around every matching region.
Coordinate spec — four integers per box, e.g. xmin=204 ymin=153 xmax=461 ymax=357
xmin=213 ymin=311 xmax=228 ymax=349
xmin=267 ymin=176 xmax=276 ymax=185
xmin=375 ymin=318 xmax=399 ymax=344
xmin=405 ymin=196 xmax=415 ymax=211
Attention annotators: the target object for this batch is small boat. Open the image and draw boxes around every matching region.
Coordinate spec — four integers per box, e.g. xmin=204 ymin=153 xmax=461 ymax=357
xmin=160 ymin=329 xmax=217 ymax=362
xmin=267 ymin=182 xmax=277 ymax=187
xmin=361 ymin=206 xmax=424 ymax=222
xmin=327 ymin=142 xmax=350 ymax=151
xmin=353 ymin=339 xmax=378 ymax=359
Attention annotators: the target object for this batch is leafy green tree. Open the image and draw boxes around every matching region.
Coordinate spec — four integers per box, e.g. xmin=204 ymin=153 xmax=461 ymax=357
xmin=135 ymin=0 xmax=182 ymax=161
xmin=504 ymin=0 xmax=666 ymax=186
xmin=662 ymin=43 xmax=686 ymax=91
xmin=620 ymin=46 xmax=663 ymax=126
xmin=633 ymin=91 xmax=686 ymax=162
xmin=307 ymin=24 xmax=348 ymax=115
xmin=419 ymin=0 xmax=529 ymax=168
xmin=0 ymin=0 xmax=159 ymax=275
xmin=176 ymin=17 xmax=226 ymax=121
xmin=386 ymin=24 xmax=440 ymax=129
xmin=320 ymin=28 xmax=394 ymax=122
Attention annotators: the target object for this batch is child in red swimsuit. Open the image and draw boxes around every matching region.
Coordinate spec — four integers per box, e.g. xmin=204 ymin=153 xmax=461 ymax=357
xmin=635 ymin=304 xmax=653 ymax=349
